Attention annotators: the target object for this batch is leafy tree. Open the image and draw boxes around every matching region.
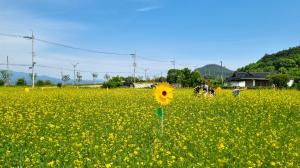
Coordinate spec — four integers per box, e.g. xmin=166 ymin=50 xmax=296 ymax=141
xmin=15 ymin=78 xmax=27 ymax=86
xmin=109 ymin=75 xmax=123 ymax=87
xmin=62 ymin=75 xmax=70 ymax=85
xmin=179 ymin=68 xmax=191 ymax=87
xmin=76 ymin=72 xmax=82 ymax=85
xmin=36 ymin=80 xmax=45 ymax=86
xmin=278 ymin=67 xmax=287 ymax=74
xmin=0 ymin=79 xmax=4 ymax=86
xmin=125 ymin=76 xmax=139 ymax=83
xmin=92 ymin=73 xmax=98 ymax=84
xmin=104 ymin=73 xmax=110 ymax=82
xmin=205 ymin=75 xmax=215 ymax=79
xmin=190 ymin=71 xmax=203 ymax=87
xmin=167 ymin=69 xmax=181 ymax=84
xmin=292 ymin=77 xmax=300 ymax=87
xmin=270 ymin=74 xmax=290 ymax=89
xmin=263 ymin=66 xmax=275 ymax=72
xmin=44 ymin=80 xmax=52 ymax=85
xmin=102 ymin=81 xmax=117 ymax=88
xmin=1 ymin=70 xmax=13 ymax=86
xmin=28 ymin=73 xmax=37 ymax=84
xmin=274 ymin=58 xmax=296 ymax=70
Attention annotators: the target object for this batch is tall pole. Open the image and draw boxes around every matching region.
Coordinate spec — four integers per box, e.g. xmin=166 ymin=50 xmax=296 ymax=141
xmin=7 ymin=56 xmax=9 ymax=86
xmin=145 ymin=68 xmax=149 ymax=82
xmin=32 ymin=30 xmax=35 ymax=88
xmin=221 ymin=61 xmax=223 ymax=85
xmin=71 ymin=63 xmax=79 ymax=85
xmin=134 ymin=51 xmax=136 ymax=84
xmin=171 ymin=59 xmax=175 ymax=69
xmin=224 ymin=65 xmax=226 ymax=78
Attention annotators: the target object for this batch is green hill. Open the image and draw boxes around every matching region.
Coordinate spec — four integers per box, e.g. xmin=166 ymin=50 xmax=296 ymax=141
xmin=237 ymin=46 xmax=300 ymax=78
xmin=195 ymin=64 xmax=234 ymax=78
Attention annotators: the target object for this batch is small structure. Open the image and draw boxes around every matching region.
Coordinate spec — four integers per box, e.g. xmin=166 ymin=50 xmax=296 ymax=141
xmin=171 ymin=83 xmax=181 ymax=88
xmin=122 ymin=82 xmax=135 ymax=88
xmin=203 ymin=76 xmax=213 ymax=82
xmin=225 ymin=71 xmax=279 ymax=87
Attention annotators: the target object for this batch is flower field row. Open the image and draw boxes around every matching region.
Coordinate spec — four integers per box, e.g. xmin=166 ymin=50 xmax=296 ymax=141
xmin=0 ymin=87 xmax=299 ymax=167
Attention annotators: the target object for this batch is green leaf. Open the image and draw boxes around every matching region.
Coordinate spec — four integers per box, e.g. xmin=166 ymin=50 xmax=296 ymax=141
xmin=157 ymin=108 xmax=162 ymax=118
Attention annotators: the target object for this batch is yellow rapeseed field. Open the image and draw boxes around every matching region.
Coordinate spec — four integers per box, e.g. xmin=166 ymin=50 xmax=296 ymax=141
xmin=0 ymin=87 xmax=300 ymax=167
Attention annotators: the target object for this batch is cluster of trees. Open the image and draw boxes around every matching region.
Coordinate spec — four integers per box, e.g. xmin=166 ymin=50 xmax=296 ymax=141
xmin=237 ymin=46 xmax=300 ymax=78
xmin=167 ymin=68 xmax=204 ymax=87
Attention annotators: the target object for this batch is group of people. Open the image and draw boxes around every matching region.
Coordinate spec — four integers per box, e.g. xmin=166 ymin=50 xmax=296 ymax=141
xmin=194 ymin=83 xmax=215 ymax=98
xmin=194 ymin=83 xmax=247 ymax=98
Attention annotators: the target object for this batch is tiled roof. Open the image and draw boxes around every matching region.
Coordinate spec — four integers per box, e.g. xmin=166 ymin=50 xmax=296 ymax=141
xmin=227 ymin=72 xmax=279 ymax=81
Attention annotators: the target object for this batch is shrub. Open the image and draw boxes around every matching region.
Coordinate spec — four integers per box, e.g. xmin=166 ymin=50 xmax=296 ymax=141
xmin=44 ymin=80 xmax=52 ymax=85
xmin=102 ymin=81 xmax=117 ymax=88
xmin=0 ymin=79 xmax=4 ymax=86
xmin=15 ymin=78 xmax=27 ymax=86
xmin=57 ymin=83 xmax=62 ymax=88
xmin=36 ymin=80 xmax=45 ymax=86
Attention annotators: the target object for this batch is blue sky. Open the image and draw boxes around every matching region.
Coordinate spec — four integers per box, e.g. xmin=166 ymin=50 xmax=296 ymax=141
xmin=1 ymin=0 xmax=300 ymax=80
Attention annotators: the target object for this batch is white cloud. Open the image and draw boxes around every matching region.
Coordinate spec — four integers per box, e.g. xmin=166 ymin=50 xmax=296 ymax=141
xmin=136 ymin=6 xmax=161 ymax=12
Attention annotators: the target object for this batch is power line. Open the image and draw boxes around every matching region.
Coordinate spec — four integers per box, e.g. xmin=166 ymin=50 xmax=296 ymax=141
xmin=136 ymin=55 xmax=168 ymax=62
xmin=34 ymin=38 xmax=132 ymax=56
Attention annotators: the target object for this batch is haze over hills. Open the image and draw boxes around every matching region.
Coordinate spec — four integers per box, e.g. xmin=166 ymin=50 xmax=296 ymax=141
xmin=0 ymin=69 xmax=104 ymax=85
xmin=195 ymin=64 xmax=234 ymax=78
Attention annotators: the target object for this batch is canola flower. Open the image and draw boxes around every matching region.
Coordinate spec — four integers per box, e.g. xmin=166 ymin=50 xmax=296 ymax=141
xmin=0 ymin=87 xmax=299 ymax=167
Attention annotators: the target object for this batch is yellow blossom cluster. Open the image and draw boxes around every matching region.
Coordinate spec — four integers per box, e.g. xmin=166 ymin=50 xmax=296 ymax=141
xmin=0 ymin=87 xmax=299 ymax=167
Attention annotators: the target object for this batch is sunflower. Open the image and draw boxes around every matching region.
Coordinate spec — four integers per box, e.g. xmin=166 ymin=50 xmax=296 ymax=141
xmin=154 ymin=82 xmax=173 ymax=105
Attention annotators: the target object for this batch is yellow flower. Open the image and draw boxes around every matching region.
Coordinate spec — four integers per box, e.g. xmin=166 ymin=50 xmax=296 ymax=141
xmin=154 ymin=82 xmax=173 ymax=105
xmin=217 ymin=87 xmax=221 ymax=93
xmin=25 ymin=88 xmax=29 ymax=92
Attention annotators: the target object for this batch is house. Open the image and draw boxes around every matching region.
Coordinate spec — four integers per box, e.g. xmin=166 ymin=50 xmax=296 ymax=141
xmin=203 ymin=76 xmax=213 ymax=82
xmin=224 ymin=71 xmax=280 ymax=87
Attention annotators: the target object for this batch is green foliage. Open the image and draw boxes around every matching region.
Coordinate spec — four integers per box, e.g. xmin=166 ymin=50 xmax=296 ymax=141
xmin=167 ymin=69 xmax=181 ymax=84
xmin=62 ymin=75 xmax=70 ymax=85
xmin=0 ymin=70 xmax=13 ymax=85
xmin=36 ymin=80 xmax=45 ymax=86
xmin=109 ymin=76 xmax=123 ymax=87
xmin=270 ymin=74 xmax=290 ymax=89
xmin=57 ymin=83 xmax=62 ymax=88
xmin=102 ymin=81 xmax=117 ymax=88
xmin=44 ymin=80 xmax=52 ymax=85
xmin=124 ymin=76 xmax=139 ymax=83
xmin=28 ymin=73 xmax=37 ymax=82
xmin=179 ymin=68 xmax=203 ymax=87
xmin=15 ymin=78 xmax=27 ymax=86
xmin=0 ymin=79 xmax=5 ymax=86
xmin=237 ymin=46 xmax=300 ymax=77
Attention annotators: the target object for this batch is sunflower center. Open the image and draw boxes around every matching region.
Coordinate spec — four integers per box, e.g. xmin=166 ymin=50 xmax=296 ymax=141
xmin=162 ymin=91 xmax=167 ymax=96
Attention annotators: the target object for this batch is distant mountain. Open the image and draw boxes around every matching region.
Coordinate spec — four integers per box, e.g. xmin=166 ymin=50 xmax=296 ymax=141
xmin=0 ymin=69 xmax=104 ymax=85
xmin=195 ymin=64 xmax=234 ymax=78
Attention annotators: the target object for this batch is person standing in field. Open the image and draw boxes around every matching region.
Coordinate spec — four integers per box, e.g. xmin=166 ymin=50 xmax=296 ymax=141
xmin=194 ymin=85 xmax=201 ymax=94
xmin=232 ymin=86 xmax=247 ymax=97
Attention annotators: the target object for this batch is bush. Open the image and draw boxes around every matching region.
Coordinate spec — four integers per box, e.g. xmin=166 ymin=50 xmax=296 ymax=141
xmin=0 ymin=79 xmax=4 ymax=86
xmin=57 ymin=83 xmax=62 ymax=88
xmin=15 ymin=78 xmax=27 ymax=86
xmin=44 ymin=80 xmax=52 ymax=85
xmin=102 ymin=81 xmax=117 ymax=88
xmin=297 ymin=84 xmax=300 ymax=91
xmin=36 ymin=80 xmax=45 ymax=86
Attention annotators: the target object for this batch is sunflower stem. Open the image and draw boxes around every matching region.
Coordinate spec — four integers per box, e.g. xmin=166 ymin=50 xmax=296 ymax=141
xmin=161 ymin=105 xmax=163 ymax=136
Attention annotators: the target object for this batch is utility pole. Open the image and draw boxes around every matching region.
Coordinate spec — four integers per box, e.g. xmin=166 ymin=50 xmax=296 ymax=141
xmin=224 ymin=65 xmax=226 ymax=78
xmin=131 ymin=52 xmax=136 ymax=84
xmin=61 ymin=68 xmax=62 ymax=84
xmin=171 ymin=59 xmax=175 ymax=69
xmin=7 ymin=56 xmax=10 ymax=86
xmin=71 ymin=63 xmax=79 ymax=85
xmin=24 ymin=30 xmax=35 ymax=87
xmin=221 ymin=61 xmax=223 ymax=85
xmin=145 ymin=68 xmax=149 ymax=82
